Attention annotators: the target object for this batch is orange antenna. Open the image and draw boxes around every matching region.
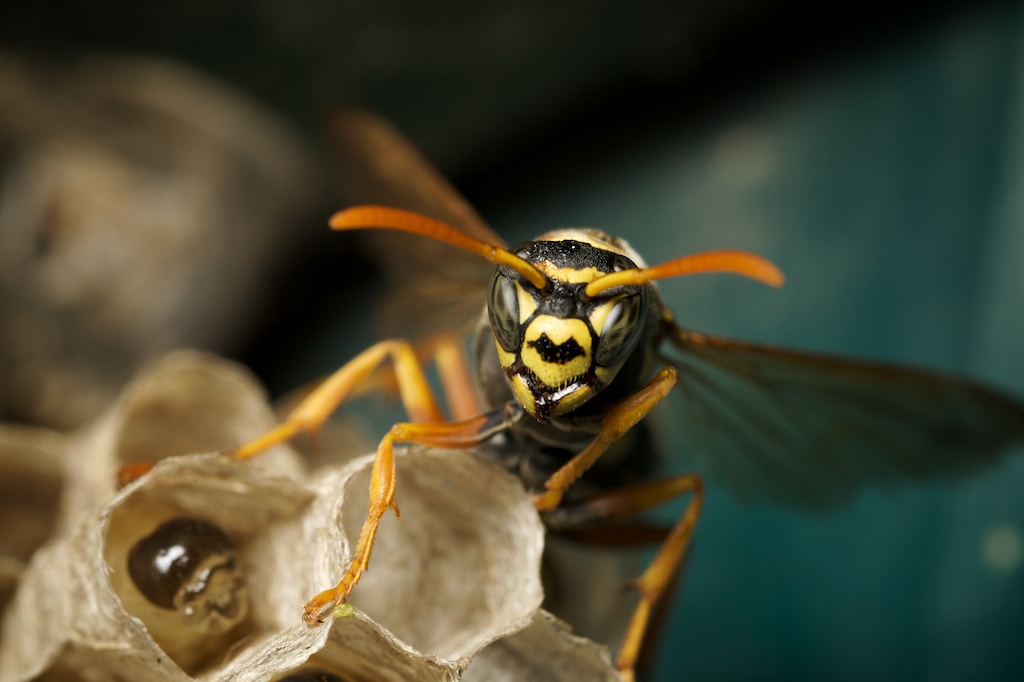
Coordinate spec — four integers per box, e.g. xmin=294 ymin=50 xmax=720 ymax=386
xmin=329 ymin=206 xmax=549 ymax=290
xmin=584 ymin=249 xmax=784 ymax=298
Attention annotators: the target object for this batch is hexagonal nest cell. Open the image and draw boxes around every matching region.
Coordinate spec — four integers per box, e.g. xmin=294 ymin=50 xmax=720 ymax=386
xmin=0 ymin=352 xmax=622 ymax=681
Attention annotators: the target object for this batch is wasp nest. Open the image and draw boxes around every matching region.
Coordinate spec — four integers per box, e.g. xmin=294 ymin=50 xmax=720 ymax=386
xmin=0 ymin=52 xmax=320 ymax=430
xmin=0 ymin=351 xmax=621 ymax=681
xmin=0 ymin=424 xmax=65 ymax=618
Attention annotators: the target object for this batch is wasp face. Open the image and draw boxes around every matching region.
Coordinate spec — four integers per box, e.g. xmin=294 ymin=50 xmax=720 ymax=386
xmin=487 ymin=232 xmax=648 ymax=421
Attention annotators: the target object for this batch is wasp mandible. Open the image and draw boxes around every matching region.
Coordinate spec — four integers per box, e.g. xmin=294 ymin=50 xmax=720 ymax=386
xmin=232 ymin=111 xmax=1024 ymax=682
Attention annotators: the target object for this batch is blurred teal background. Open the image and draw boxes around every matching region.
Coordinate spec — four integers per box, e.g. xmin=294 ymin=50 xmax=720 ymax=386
xmin=3 ymin=1 xmax=1022 ymax=679
xmin=488 ymin=7 xmax=1024 ymax=679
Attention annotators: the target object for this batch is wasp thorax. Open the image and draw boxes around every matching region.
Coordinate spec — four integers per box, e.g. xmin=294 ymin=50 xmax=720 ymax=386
xmin=127 ymin=516 xmax=248 ymax=632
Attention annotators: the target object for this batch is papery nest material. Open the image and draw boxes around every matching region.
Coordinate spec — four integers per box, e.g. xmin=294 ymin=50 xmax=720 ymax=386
xmin=0 ymin=51 xmax=320 ymax=430
xmin=0 ymin=351 xmax=623 ymax=681
xmin=60 ymin=349 xmax=306 ymax=531
xmin=0 ymin=424 xmax=66 ymax=618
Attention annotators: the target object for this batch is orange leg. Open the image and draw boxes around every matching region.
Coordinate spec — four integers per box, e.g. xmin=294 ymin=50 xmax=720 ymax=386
xmin=226 ymin=337 xmax=511 ymax=625
xmin=533 ymin=366 xmax=679 ymax=511
xmin=117 ymin=337 xmax=477 ymax=488
xmin=547 ymin=472 xmax=703 ymax=682
xmin=225 ymin=338 xmax=496 ymax=623
xmin=116 ymin=462 xmax=155 ymax=488
xmin=233 ymin=339 xmax=444 ymax=461
xmin=530 ymin=364 xmax=696 ymax=682
xmin=431 ymin=333 xmax=483 ymax=421
xmin=301 ymin=412 xmax=497 ymax=624
xmin=601 ymin=475 xmax=703 ymax=682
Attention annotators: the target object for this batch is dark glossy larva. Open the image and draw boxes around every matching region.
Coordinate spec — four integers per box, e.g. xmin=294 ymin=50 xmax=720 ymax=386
xmin=127 ymin=517 xmax=248 ymax=632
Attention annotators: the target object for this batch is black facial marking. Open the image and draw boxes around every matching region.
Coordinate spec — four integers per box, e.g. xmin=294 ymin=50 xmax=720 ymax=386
xmin=527 ymin=333 xmax=585 ymax=364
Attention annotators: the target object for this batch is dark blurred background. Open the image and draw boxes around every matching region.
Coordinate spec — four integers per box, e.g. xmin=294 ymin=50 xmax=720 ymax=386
xmin=2 ymin=1 xmax=1023 ymax=680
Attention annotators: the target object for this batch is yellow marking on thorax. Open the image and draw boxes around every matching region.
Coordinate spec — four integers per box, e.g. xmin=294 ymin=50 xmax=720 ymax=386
xmin=536 ymin=229 xmax=629 ymax=255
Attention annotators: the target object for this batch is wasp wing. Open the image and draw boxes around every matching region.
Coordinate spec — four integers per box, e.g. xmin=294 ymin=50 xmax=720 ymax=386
xmin=658 ymin=327 xmax=1024 ymax=508
xmin=329 ymin=109 xmax=504 ymax=244
xmin=328 ymin=110 xmax=499 ymax=338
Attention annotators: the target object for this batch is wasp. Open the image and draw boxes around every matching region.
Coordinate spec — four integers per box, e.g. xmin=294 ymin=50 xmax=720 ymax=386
xmin=230 ymin=111 xmax=1024 ymax=682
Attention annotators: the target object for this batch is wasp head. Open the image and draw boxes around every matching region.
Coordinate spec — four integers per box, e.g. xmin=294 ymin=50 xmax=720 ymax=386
xmin=487 ymin=230 xmax=648 ymax=421
xmin=328 ymin=206 xmax=783 ymax=421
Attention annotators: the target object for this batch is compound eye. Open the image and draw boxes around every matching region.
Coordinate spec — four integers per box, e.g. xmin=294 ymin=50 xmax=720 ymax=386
xmin=594 ymin=294 xmax=646 ymax=367
xmin=488 ymin=271 xmax=521 ymax=352
xmin=612 ymin=253 xmax=638 ymax=272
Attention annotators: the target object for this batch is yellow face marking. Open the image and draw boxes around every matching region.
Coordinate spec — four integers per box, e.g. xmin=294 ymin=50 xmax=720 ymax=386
xmin=514 ymin=281 xmax=538 ymax=322
xmin=510 ymin=374 xmax=537 ymax=416
xmin=491 ymin=231 xmax=649 ymax=418
xmin=494 ymin=340 xmax=516 ymax=371
xmin=549 ymin=383 xmax=593 ymax=416
xmin=520 ymin=315 xmax=591 ymax=387
xmin=586 ymin=295 xmax=623 ymax=337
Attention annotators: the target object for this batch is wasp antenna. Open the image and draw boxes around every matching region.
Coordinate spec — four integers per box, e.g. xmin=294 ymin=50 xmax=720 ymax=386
xmin=330 ymin=206 xmax=549 ymax=290
xmin=584 ymin=249 xmax=784 ymax=298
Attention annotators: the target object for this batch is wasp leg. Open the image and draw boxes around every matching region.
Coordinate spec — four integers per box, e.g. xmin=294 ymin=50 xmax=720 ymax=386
xmin=233 ymin=339 xmax=445 ymax=461
xmin=116 ymin=462 xmax=155 ymax=487
xmin=357 ymin=332 xmax=480 ymax=420
xmin=530 ymin=365 xmax=685 ymax=682
xmin=227 ymin=339 xmax=485 ymax=623
xmin=563 ymin=475 xmax=703 ymax=682
xmin=118 ymin=341 xmax=439 ymax=486
xmin=533 ymin=366 xmax=679 ymax=511
xmin=301 ymin=412 xmax=497 ymax=624
xmin=429 ymin=332 xmax=483 ymax=420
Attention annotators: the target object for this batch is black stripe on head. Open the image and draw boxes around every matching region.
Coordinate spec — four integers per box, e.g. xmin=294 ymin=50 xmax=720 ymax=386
xmin=526 ymin=333 xmax=586 ymax=365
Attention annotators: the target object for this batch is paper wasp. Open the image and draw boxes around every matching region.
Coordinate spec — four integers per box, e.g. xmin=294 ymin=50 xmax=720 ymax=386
xmin=228 ymin=111 xmax=1024 ymax=681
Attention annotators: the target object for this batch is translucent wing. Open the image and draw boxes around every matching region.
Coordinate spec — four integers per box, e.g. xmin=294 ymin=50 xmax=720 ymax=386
xmin=328 ymin=110 xmax=500 ymax=338
xmin=658 ymin=327 xmax=1024 ymax=508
